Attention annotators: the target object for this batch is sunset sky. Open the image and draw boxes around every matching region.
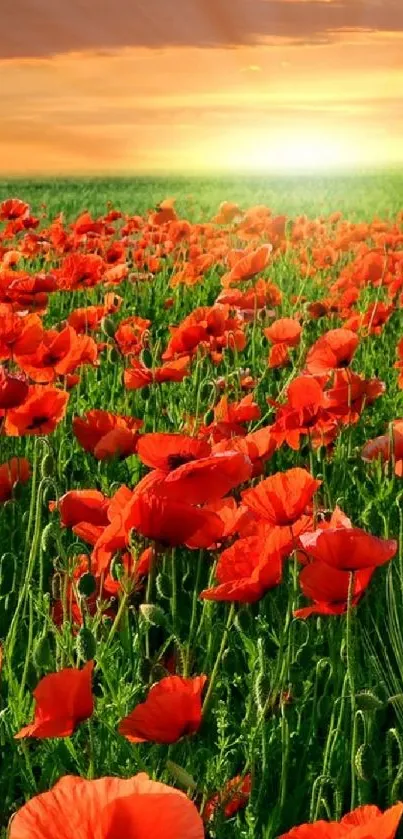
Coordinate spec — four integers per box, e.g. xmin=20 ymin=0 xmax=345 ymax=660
xmin=1 ymin=0 xmax=403 ymax=174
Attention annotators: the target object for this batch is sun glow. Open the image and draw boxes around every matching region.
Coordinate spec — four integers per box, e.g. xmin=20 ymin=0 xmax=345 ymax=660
xmin=215 ymin=130 xmax=359 ymax=174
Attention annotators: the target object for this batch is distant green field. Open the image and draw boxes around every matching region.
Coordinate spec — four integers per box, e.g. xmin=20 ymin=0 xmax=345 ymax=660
xmin=1 ymin=170 xmax=403 ymax=219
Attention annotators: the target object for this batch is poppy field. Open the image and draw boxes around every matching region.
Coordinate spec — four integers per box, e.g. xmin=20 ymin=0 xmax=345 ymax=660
xmin=2 ymin=173 xmax=403 ymax=838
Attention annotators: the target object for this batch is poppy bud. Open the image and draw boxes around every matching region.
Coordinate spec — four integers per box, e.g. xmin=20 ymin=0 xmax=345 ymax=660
xmin=109 ymin=346 xmax=120 ymax=364
xmin=12 ymin=481 xmax=24 ymax=501
xmin=41 ymin=522 xmax=57 ymax=554
xmin=33 ymin=633 xmax=53 ymax=670
xmin=102 ymin=317 xmax=116 ymax=339
xmin=110 ymin=555 xmax=125 ymax=582
xmin=51 ymin=572 xmax=63 ymax=601
xmin=76 ymin=626 xmax=97 ymax=662
xmin=355 ymin=744 xmax=375 ymax=781
xmin=156 ymin=571 xmax=172 ymax=600
xmin=139 ymin=604 xmax=167 ymax=628
xmin=355 ymin=691 xmax=385 ymax=711
xmin=41 ymin=453 xmax=55 ymax=479
xmin=166 ymin=760 xmax=197 ymax=791
xmin=203 ymin=408 xmax=214 ymax=426
xmin=77 ymin=572 xmax=97 ymax=598
xmin=141 ymin=348 xmax=153 ymax=369
xmin=0 ymin=552 xmax=17 ymax=595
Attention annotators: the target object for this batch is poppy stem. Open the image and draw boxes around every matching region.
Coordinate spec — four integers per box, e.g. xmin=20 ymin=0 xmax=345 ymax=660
xmin=201 ymin=603 xmax=235 ymax=718
xmin=346 ymin=570 xmax=357 ymax=810
xmin=104 ymin=589 xmax=129 ymax=651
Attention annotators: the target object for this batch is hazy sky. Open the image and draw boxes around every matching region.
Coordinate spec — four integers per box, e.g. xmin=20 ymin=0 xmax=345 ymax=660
xmin=1 ymin=0 xmax=402 ymax=173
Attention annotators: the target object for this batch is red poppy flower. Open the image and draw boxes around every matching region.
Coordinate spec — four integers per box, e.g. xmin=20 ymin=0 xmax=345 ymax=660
xmin=242 ymin=467 xmax=321 ymax=527
xmin=200 ymin=532 xmax=283 ymax=602
xmin=161 ymin=452 xmax=253 ymax=504
xmin=124 ymin=357 xmax=190 ymax=390
xmin=361 ymin=421 xmax=403 ymax=469
xmin=278 ymin=803 xmax=403 ymax=839
xmin=299 ymin=526 xmax=397 ymax=571
xmin=9 ymin=773 xmax=204 ymax=839
xmin=306 ymin=328 xmax=359 ymax=375
xmin=123 ymin=491 xmax=224 ymax=549
xmin=56 ymin=253 xmax=105 ymax=290
xmin=264 ymin=318 xmax=302 ymax=346
xmin=0 ymin=198 xmax=30 ymax=220
xmin=115 ymin=316 xmax=151 ymax=356
xmin=118 ymin=675 xmax=207 ymax=744
xmin=0 ymin=304 xmax=43 ymax=361
xmin=15 ymin=662 xmax=94 ymax=739
xmin=221 ymin=244 xmax=272 ymax=287
xmin=51 ymin=489 xmax=110 ymax=530
xmin=0 ymin=457 xmax=30 ymax=502
xmin=73 ymin=410 xmax=142 ymax=460
xmin=294 ymin=561 xmax=374 ymax=619
xmin=203 ymin=774 xmax=252 ymax=822
xmin=0 ymin=366 xmax=28 ymax=411
xmin=137 ymin=433 xmax=211 ymax=471
xmin=3 ymin=385 xmax=69 ymax=436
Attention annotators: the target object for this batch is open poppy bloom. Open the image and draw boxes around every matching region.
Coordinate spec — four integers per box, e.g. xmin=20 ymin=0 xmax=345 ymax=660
xmin=203 ymin=774 xmax=252 ymax=822
xmin=299 ymin=526 xmax=397 ymax=571
xmin=265 ymin=318 xmax=302 ymax=369
xmin=3 ymin=385 xmax=69 ymax=435
xmin=9 ymin=772 xmax=204 ymax=839
xmin=0 ymin=366 xmax=29 ymax=411
xmin=0 ymin=457 xmax=30 ymax=502
xmin=200 ymin=532 xmax=283 ymax=602
xmin=305 ymin=328 xmax=359 ymax=375
xmin=118 ymin=675 xmax=207 ymax=744
xmin=279 ymin=803 xmax=403 ymax=839
xmin=123 ymin=356 xmax=190 ymax=390
xmin=294 ymin=561 xmax=375 ymax=619
xmin=73 ymin=410 xmax=142 ymax=460
xmin=242 ymin=467 xmax=321 ymax=527
xmin=15 ymin=662 xmax=94 ymax=739
xmin=51 ymin=489 xmax=110 ymax=530
xmin=160 ymin=451 xmax=253 ymax=505
xmin=137 ymin=433 xmax=211 ymax=472
xmin=362 ymin=420 xmax=403 ymax=475
xmin=271 ymin=375 xmax=338 ymax=451
xmin=0 ymin=304 xmax=43 ymax=361
xmin=122 ymin=491 xmax=224 ymax=549
xmin=16 ymin=325 xmax=97 ymax=383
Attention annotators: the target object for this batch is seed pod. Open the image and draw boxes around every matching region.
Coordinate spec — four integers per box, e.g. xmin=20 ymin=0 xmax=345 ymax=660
xmin=76 ymin=626 xmax=97 ymax=662
xmin=355 ymin=744 xmax=375 ymax=781
xmin=77 ymin=572 xmax=97 ymax=598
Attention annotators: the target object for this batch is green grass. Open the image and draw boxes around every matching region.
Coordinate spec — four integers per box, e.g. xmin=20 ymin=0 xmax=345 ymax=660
xmin=1 ymin=171 xmax=403 ymax=837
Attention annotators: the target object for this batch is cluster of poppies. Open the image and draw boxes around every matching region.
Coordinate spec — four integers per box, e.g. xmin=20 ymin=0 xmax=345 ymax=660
xmin=2 ymin=194 xmax=403 ymax=835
